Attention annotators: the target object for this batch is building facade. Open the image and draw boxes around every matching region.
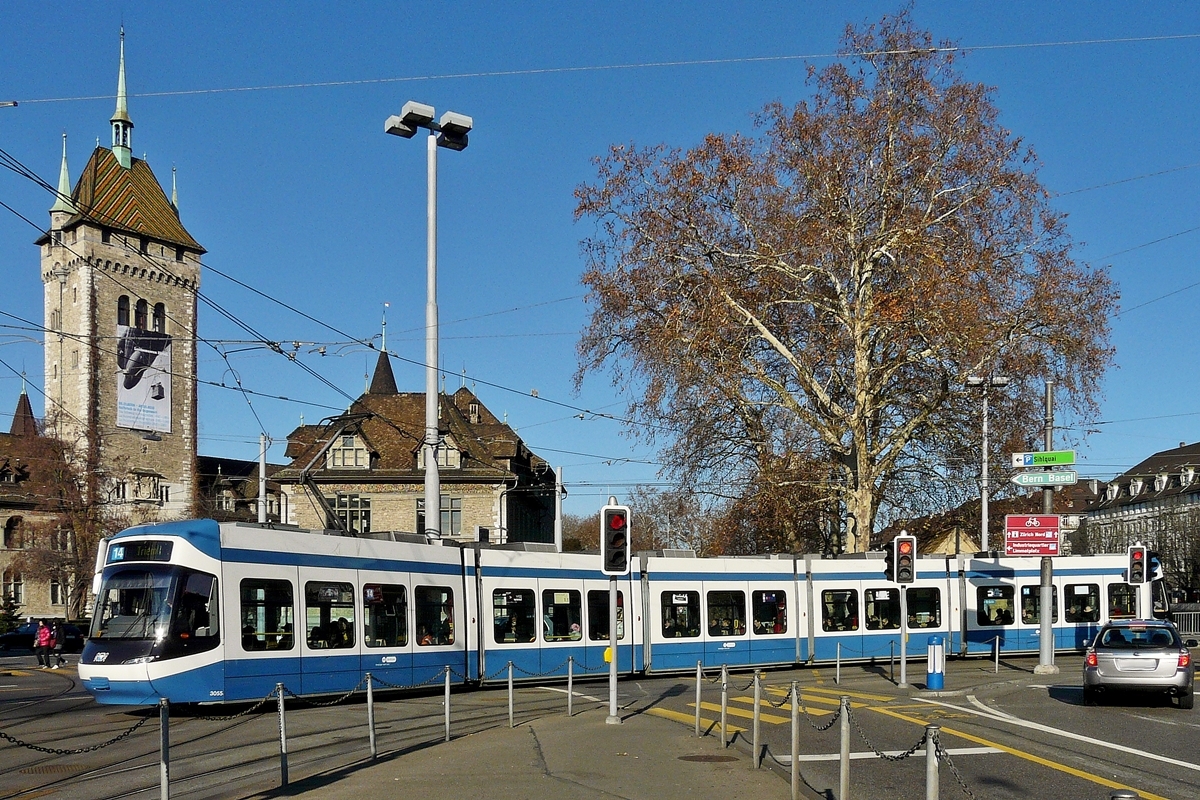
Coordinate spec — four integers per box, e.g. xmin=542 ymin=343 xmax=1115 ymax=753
xmin=38 ymin=32 xmax=204 ymax=518
xmin=275 ymin=353 xmax=559 ymax=544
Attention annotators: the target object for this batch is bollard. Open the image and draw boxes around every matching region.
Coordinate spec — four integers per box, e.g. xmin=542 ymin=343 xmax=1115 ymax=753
xmin=994 ymin=636 xmax=1000 ymax=674
xmin=366 ymin=672 xmax=376 ymax=759
xmin=508 ymin=660 xmax=515 ymax=728
xmin=926 ymin=635 xmax=945 ymax=691
xmin=567 ymin=656 xmax=574 ymax=717
xmin=159 ymin=697 xmax=169 ymax=800
xmin=752 ymin=672 xmax=762 ymax=768
xmin=276 ymin=683 xmax=289 ymax=787
xmin=839 ymin=696 xmax=850 ymax=800
xmin=790 ymin=681 xmax=799 ymax=800
xmin=695 ymin=661 xmax=703 ymax=738
xmin=925 ymin=724 xmax=940 ymax=800
xmin=890 ymin=639 xmax=895 ymax=684
xmin=444 ymin=667 xmax=451 ymax=743
xmin=836 ymin=641 xmax=842 ymax=684
xmin=720 ymin=664 xmax=729 ymax=749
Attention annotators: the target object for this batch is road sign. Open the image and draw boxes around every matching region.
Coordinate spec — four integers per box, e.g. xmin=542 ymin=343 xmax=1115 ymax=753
xmin=1004 ymin=515 xmax=1060 ymax=556
xmin=1010 ymin=470 xmax=1078 ymax=487
xmin=1010 ymin=450 xmax=1075 ymax=468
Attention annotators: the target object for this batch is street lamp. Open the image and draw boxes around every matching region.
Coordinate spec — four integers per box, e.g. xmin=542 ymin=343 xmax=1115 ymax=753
xmin=385 ymin=101 xmax=473 ymax=541
xmin=967 ymin=375 xmax=1010 ymax=553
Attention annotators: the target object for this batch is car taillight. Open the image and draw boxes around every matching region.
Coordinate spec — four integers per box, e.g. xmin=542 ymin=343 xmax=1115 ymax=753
xmin=1086 ymin=651 xmax=1098 ymax=667
xmin=1180 ymin=652 xmax=1191 ymax=668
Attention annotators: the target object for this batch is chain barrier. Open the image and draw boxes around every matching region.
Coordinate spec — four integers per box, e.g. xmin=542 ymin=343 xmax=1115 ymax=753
xmin=849 ymin=706 xmax=926 ymax=762
xmin=282 ymin=677 xmax=367 ymax=708
xmin=372 ymin=669 xmax=452 ymax=691
xmin=761 ymin=683 xmax=795 ymax=710
xmin=935 ymin=730 xmax=980 ymax=799
xmin=509 ymin=658 xmax=571 ymax=678
xmin=0 ymin=715 xmax=151 ymax=754
xmin=573 ymin=660 xmax=610 ymax=673
xmin=192 ymin=690 xmax=278 ymax=721
xmin=798 ymin=691 xmax=842 ymax=732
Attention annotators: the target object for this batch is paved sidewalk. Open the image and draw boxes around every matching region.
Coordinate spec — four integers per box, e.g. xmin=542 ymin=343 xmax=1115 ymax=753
xmin=257 ymin=704 xmax=790 ymax=800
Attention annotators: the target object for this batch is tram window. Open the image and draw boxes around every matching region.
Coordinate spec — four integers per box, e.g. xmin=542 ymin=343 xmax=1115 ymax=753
xmin=416 ymin=586 xmax=454 ymax=646
xmin=977 ymin=586 xmax=1015 ymax=626
xmin=1065 ymin=583 xmax=1100 ymax=623
xmin=174 ymin=572 xmax=219 ymax=640
xmin=543 ymin=589 xmax=582 ymax=641
xmin=1020 ymin=585 xmax=1058 ymax=624
xmin=752 ymin=590 xmax=787 ymax=635
xmin=864 ymin=588 xmax=900 ymax=630
xmin=661 ymin=591 xmax=701 ymax=638
xmin=305 ymin=581 xmax=355 ymax=649
xmin=1108 ymin=583 xmax=1137 ymax=620
xmin=240 ymin=578 xmax=294 ymax=651
xmin=364 ymin=584 xmax=407 ymax=648
xmin=906 ymin=587 xmax=941 ymax=629
xmin=587 ymin=590 xmax=626 ymax=641
xmin=493 ymin=589 xmax=536 ymax=643
xmin=707 ymin=591 xmax=747 ymax=636
xmin=822 ymin=589 xmax=858 ymax=632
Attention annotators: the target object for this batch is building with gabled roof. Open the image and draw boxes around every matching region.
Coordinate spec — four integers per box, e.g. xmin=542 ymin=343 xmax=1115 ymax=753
xmin=274 ymin=352 xmax=559 ymax=544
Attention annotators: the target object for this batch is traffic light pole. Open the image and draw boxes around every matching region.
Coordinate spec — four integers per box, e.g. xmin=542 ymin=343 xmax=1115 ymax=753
xmin=607 ymin=576 xmax=621 ymax=724
xmin=1035 ymin=380 xmax=1059 ymax=675
xmin=899 ymin=588 xmax=909 ymax=687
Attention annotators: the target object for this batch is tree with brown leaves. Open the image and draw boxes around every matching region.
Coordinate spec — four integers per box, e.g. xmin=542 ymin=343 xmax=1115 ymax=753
xmin=575 ymin=12 xmax=1116 ymax=552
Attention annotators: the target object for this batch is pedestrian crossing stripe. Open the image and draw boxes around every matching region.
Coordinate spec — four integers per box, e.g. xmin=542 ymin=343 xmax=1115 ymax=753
xmin=648 ymin=707 xmax=747 ymax=734
xmin=760 ymin=690 xmax=872 ymax=709
xmin=792 ymin=686 xmax=894 ymax=702
xmin=689 ymin=701 xmax=791 ymax=725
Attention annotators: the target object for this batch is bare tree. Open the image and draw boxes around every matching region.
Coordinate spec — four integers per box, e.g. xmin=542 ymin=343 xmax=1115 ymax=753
xmin=575 ymin=11 xmax=1116 ymax=551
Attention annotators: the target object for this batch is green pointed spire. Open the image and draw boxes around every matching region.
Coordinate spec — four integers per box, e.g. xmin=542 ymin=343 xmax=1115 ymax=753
xmin=50 ymin=132 xmax=75 ymax=214
xmin=111 ymin=28 xmax=133 ymax=169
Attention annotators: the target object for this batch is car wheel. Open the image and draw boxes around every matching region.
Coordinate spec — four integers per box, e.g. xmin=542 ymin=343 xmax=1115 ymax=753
xmin=1179 ymin=690 xmax=1194 ymax=710
xmin=1083 ymin=686 xmax=1099 ymax=706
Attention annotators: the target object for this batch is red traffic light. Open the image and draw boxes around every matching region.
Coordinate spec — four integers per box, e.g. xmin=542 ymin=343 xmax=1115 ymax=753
xmin=897 ymin=539 xmax=913 ymax=555
xmin=1131 ymin=549 xmax=1144 ymax=561
xmin=608 ymin=512 xmax=627 ymax=531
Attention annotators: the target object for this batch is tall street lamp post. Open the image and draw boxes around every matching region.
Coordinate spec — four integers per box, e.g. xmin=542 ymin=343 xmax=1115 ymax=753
xmin=967 ymin=375 xmax=1010 ymax=552
xmin=385 ymin=101 xmax=472 ymax=540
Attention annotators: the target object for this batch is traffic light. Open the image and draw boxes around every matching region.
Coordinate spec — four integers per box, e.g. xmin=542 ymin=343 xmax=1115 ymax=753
xmin=883 ymin=543 xmax=895 ymax=581
xmin=1148 ymin=551 xmax=1164 ymax=581
xmin=1128 ymin=545 xmax=1147 ymax=584
xmin=600 ymin=504 xmax=632 ymax=576
xmin=894 ymin=535 xmax=917 ymax=584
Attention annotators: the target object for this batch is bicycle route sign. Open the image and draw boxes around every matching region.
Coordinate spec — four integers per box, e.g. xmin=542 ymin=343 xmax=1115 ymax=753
xmin=1004 ymin=515 xmax=1061 ymax=556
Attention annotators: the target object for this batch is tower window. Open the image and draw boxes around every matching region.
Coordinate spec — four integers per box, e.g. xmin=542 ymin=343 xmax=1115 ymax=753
xmin=134 ymin=299 xmax=148 ymax=330
xmin=139 ymin=237 xmax=149 ymax=254
xmin=117 ymin=295 xmax=130 ymax=327
xmin=175 ymin=247 xmax=184 ymax=262
xmin=102 ymin=229 xmax=111 ymax=244
xmin=152 ymin=303 xmax=165 ymax=333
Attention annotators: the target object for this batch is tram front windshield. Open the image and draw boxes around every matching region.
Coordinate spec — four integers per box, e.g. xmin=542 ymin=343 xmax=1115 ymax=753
xmin=92 ymin=565 xmax=218 ymax=642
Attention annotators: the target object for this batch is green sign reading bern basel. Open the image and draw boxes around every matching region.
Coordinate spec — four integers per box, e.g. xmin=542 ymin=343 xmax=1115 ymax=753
xmin=1010 ymin=450 xmax=1076 ymax=468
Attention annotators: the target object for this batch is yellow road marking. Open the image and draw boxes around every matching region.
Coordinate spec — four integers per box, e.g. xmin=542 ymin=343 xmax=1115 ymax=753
xmin=763 ymin=689 xmax=869 ymax=709
xmin=648 ymin=707 xmax=747 ymax=734
xmin=799 ymin=686 xmax=895 ymax=702
xmin=867 ymin=705 xmax=1171 ymax=800
xmin=691 ymin=701 xmax=790 ymax=725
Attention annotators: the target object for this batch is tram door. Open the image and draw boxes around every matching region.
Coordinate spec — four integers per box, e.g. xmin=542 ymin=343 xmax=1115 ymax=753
xmin=702 ymin=581 xmax=752 ymax=668
xmin=359 ymin=569 xmax=414 ymax=689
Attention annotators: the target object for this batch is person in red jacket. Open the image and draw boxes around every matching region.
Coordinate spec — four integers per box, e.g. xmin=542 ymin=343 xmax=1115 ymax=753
xmin=34 ymin=620 xmax=53 ymax=669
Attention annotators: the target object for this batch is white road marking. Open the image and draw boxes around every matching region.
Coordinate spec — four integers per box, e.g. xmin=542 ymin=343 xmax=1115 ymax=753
xmin=915 ymin=697 xmax=1200 ymax=773
xmin=539 ymin=686 xmax=604 ymax=703
xmin=781 ymin=747 xmax=1000 ymax=763
xmin=1127 ymin=713 xmax=1200 ymax=730
xmin=967 ymin=694 xmax=1017 ymax=720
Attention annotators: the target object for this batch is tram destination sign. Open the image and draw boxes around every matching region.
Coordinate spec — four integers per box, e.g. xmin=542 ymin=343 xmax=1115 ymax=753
xmin=1004 ymin=515 xmax=1061 ymax=556
xmin=1010 ymin=470 xmax=1078 ymax=488
xmin=1011 ymin=450 xmax=1075 ymax=468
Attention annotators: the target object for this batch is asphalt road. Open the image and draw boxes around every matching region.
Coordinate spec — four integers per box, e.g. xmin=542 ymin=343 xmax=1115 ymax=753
xmin=0 ymin=651 xmax=1196 ymax=799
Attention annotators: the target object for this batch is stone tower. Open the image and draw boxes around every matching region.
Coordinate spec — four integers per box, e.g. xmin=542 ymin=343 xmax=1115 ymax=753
xmin=39 ymin=30 xmax=204 ymax=518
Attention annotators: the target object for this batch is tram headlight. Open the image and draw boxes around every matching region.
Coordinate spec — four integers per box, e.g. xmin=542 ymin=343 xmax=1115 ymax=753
xmin=123 ymin=655 xmax=158 ymax=665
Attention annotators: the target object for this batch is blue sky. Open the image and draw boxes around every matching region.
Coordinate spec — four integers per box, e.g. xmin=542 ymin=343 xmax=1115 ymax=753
xmin=1 ymin=2 xmax=1198 ymax=516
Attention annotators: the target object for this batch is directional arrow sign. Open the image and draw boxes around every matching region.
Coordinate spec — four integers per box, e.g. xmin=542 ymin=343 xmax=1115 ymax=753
xmin=1010 ymin=470 xmax=1078 ymax=487
xmin=1011 ymin=450 xmax=1076 ymax=468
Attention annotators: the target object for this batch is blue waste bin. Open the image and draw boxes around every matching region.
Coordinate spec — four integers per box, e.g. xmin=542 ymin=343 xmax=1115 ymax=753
xmin=926 ymin=635 xmax=945 ymax=690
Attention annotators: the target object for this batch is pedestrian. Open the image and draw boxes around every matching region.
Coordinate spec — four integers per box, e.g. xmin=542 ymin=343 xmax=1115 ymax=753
xmin=34 ymin=620 xmax=52 ymax=669
xmin=51 ymin=622 xmax=66 ymax=668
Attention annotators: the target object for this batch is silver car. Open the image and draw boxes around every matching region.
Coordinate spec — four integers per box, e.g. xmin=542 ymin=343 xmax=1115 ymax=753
xmin=1083 ymin=620 xmax=1196 ymax=708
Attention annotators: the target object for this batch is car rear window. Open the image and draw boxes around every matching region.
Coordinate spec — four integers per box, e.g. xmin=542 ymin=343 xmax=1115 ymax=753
xmin=1098 ymin=626 xmax=1178 ymax=649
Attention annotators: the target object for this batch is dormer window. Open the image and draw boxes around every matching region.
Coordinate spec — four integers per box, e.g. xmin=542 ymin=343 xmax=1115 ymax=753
xmin=1129 ymin=479 xmax=1143 ymax=496
xmin=418 ymin=435 xmax=461 ymax=470
xmin=328 ymin=434 xmax=368 ymax=469
xmin=1106 ymin=483 xmax=1119 ymax=502
xmin=1154 ymin=474 xmax=1168 ymax=492
xmin=1183 ymin=468 xmax=1195 ymax=487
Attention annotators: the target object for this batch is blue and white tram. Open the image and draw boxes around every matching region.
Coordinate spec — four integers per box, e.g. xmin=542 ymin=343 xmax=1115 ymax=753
xmin=79 ymin=519 xmax=1167 ymax=706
